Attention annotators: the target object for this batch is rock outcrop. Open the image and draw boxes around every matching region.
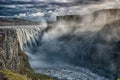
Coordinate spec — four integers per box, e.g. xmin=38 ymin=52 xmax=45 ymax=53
xmin=0 ymin=29 xmax=20 ymax=71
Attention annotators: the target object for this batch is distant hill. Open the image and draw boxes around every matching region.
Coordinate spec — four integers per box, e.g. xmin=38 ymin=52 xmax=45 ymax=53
xmin=0 ymin=17 xmax=39 ymax=26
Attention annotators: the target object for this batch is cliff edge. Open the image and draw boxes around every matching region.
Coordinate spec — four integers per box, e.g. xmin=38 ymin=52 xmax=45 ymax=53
xmin=0 ymin=28 xmax=54 ymax=80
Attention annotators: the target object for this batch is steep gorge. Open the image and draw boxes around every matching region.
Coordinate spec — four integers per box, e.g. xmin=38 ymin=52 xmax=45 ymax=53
xmin=1 ymin=8 xmax=120 ymax=80
xmin=0 ymin=28 xmax=54 ymax=80
xmin=16 ymin=9 xmax=120 ymax=79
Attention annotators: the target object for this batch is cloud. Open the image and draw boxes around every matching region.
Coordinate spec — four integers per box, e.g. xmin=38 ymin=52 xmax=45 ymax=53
xmin=14 ymin=12 xmax=45 ymax=21
xmin=1 ymin=0 xmax=120 ymax=21
xmin=50 ymin=1 xmax=120 ymax=17
xmin=30 ymin=12 xmax=45 ymax=17
xmin=49 ymin=0 xmax=74 ymax=3
xmin=10 ymin=0 xmax=74 ymax=3
xmin=15 ymin=12 xmax=45 ymax=18
xmin=18 ymin=13 xmax=27 ymax=17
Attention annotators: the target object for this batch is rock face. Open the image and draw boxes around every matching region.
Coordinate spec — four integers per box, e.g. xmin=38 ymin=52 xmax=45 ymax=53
xmin=0 ymin=28 xmax=27 ymax=73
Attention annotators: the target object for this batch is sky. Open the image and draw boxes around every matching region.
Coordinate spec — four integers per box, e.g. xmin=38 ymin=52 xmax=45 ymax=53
xmin=0 ymin=0 xmax=120 ymax=21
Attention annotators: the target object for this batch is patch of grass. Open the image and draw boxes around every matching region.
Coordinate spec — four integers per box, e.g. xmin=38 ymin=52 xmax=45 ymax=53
xmin=0 ymin=70 xmax=29 ymax=80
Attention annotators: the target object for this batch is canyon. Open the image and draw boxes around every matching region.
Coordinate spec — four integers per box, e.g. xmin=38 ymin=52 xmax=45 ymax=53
xmin=0 ymin=9 xmax=120 ymax=80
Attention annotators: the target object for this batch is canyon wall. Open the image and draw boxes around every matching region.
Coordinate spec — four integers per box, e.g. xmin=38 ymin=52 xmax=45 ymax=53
xmin=0 ymin=28 xmax=28 ymax=73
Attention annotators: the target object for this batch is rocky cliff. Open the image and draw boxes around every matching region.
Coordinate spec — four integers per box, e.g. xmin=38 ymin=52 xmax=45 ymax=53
xmin=0 ymin=28 xmax=54 ymax=80
xmin=0 ymin=29 xmax=20 ymax=71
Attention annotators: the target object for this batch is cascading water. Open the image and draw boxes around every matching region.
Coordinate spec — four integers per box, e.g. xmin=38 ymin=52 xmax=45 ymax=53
xmin=17 ymin=27 xmax=42 ymax=51
xmin=17 ymin=9 xmax=120 ymax=80
xmin=17 ymin=23 xmax=47 ymax=59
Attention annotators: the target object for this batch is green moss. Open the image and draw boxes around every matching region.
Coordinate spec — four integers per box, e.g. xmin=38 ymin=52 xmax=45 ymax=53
xmin=0 ymin=70 xmax=29 ymax=80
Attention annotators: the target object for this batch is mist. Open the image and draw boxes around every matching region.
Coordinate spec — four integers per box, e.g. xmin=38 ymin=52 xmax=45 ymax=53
xmin=17 ymin=9 xmax=120 ymax=79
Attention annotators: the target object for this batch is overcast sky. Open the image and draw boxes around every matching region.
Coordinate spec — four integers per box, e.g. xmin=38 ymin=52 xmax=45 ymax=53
xmin=0 ymin=0 xmax=120 ymax=21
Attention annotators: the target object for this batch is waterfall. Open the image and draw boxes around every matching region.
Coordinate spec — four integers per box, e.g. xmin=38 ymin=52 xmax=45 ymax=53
xmin=17 ymin=27 xmax=41 ymax=51
xmin=16 ymin=23 xmax=47 ymax=51
xmin=16 ymin=9 xmax=120 ymax=79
